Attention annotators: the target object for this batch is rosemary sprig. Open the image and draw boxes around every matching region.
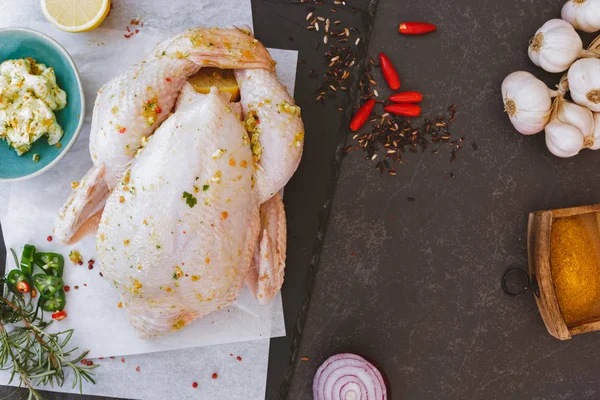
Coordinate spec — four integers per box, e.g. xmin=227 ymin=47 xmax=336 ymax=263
xmin=0 ymin=275 xmax=97 ymax=400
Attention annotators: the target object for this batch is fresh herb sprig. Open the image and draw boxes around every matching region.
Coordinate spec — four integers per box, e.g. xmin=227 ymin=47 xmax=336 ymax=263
xmin=0 ymin=249 xmax=97 ymax=400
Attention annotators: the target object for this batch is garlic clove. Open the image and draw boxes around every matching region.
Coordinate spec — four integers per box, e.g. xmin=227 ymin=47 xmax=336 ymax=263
xmin=591 ymin=113 xmax=600 ymax=150
xmin=568 ymin=58 xmax=600 ymax=112
xmin=562 ymin=0 xmax=600 ymax=33
xmin=545 ymin=120 xmax=585 ymax=158
xmin=528 ymin=19 xmax=583 ymax=73
xmin=501 ymin=71 xmax=553 ymax=135
xmin=557 ymin=100 xmax=595 ymax=138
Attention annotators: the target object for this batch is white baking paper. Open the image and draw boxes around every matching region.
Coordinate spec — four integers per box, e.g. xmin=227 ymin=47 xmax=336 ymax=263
xmin=0 ymin=0 xmax=299 ymax=398
xmin=14 ymin=339 xmax=272 ymax=400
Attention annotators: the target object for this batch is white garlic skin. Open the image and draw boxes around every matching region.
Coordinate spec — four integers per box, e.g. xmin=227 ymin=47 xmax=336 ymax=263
xmin=562 ymin=0 xmax=600 ymax=33
xmin=592 ymin=113 xmax=600 ymax=150
xmin=545 ymin=100 xmax=596 ymax=158
xmin=501 ymin=71 xmax=553 ymax=135
xmin=568 ymin=58 xmax=600 ymax=112
xmin=528 ymin=19 xmax=583 ymax=73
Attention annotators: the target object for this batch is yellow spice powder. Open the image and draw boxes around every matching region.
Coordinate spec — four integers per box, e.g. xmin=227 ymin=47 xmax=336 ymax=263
xmin=551 ymin=216 xmax=600 ymax=326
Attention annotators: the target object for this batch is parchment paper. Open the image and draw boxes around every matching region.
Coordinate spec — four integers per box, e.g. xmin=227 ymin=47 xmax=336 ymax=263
xmin=0 ymin=0 xmax=299 ymax=398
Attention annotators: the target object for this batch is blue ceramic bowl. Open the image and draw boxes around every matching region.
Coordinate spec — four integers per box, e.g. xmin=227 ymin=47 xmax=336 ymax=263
xmin=0 ymin=28 xmax=85 ymax=182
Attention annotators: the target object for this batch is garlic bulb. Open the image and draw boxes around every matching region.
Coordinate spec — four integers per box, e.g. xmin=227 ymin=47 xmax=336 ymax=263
xmin=545 ymin=99 xmax=597 ymax=157
xmin=502 ymin=71 xmax=557 ymax=135
xmin=562 ymin=0 xmax=600 ymax=33
xmin=528 ymin=19 xmax=586 ymax=73
xmin=568 ymin=58 xmax=600 ymax=112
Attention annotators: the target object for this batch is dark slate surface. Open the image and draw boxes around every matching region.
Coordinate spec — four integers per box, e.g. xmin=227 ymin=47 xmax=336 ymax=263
xmin=3 ymin=0 xmax=600 ymax=399
xmin=285 ymin=0 xmax=600 ymax=399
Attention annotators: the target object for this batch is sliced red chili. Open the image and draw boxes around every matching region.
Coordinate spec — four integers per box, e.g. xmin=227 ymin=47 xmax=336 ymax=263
xmin=399 ymin=22 xmax=437 ymax=35
xmin=16 ymin=281 xmax=30 ymax=293
xmin=389 ymin=92 xmax=423 ymax=103
xmin=349 ymin=99 xmax=376 ymax=132
xmin=379 ymin=53 xmax=400 ymax=90
xmin=51 ymin=310 xmax=67 ymax=321
xmin=384 ymin=104 xmax=421 ymax=117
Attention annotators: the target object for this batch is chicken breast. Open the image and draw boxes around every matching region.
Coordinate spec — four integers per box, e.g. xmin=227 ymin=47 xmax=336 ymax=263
xmin=97 ymin=88 xmax=260 ymax=337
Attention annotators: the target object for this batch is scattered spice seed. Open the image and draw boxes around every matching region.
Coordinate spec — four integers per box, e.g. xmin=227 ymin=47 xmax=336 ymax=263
xmin=212 ymin=373 xmax=218 ymax=379
xmin=136 ymin=366 xmax=141 ymax=372
xmin=74 ymin=286 xmax=79 ymax=290
xmin=236 ymin=356 xmax=242 ymax=361
xmin=192 ymin=382 xmax=198 ymax=388
xmin=472 ymin=142 xmax=478 ymax=150
xmin=64 ymin=285 xmax=70 ymax=292
xmin=301 ymin=357 xmax=310 ymax=361
xmin=407 ymin=197 xmax=416 ymax=202
xmin=121 ymin=357 xmax=125 ymax=363
xmin=86 ymin=360 xmax=94 ymax=366
xmin=46 ymin=235 xmax=53 ymax=242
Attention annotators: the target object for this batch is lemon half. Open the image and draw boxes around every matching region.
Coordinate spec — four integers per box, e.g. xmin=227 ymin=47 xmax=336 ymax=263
xmin=41 ymin=0 xmax=111 ymax=33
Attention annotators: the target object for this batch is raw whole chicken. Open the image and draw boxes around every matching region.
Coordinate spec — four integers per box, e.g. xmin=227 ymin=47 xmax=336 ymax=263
xmin=54 ymin=27 xmax=303 ymax=337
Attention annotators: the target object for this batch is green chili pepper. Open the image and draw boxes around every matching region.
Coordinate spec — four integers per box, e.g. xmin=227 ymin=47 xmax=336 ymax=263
xmin=39 ymin=289 xmax=66 ymax=312
xmin=34 ymin=253 xmax=64 ymax=277
xmin=6 ymin=269 xmax=32 ymax=295
xmin=20 ymin=244 xmax=36 ymax=276
xmin=33 ymin=274 xmax=63 ymax=297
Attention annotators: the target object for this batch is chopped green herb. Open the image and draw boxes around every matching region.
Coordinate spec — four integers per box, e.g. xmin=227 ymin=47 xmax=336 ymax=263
xmin=32 ymin=153 xmax=40 ymax=162
xmin=203 ymin=185 xmax=210 ymax=191
xmin=182 ymin=191 xmax=197 ymax=208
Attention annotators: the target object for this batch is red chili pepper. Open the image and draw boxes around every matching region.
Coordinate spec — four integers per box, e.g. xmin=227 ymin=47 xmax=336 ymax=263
xmin=119 ymin=127 xmax=126 ymax=134
xmin=378 ymin=53 xmax=400 ymax=90
xmin=399 ymin=22 xmax=437 ymax=35
xmin=349 ymin=99 xmax=376 ymax=132
xmin=389 ymin=92 xmax=423 ymax=103
xmin=384 ymin=104 xmax=421 ymax=117
xmin=155 ymin=107 xmax=162 ymax=114
xmin=51 ymin=311 xmax=67 ymax=321
xmin=16 ymin=281 xmax=30 ymax=293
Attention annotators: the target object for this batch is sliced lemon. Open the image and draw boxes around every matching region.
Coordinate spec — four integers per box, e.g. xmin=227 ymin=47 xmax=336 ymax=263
xmin=41 ymin=0 xmax=111 ymax=33
xmin=189 ymin=68 xmax=240 ymax=102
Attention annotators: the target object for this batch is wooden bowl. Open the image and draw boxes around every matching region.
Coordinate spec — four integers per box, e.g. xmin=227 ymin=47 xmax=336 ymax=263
xmin=528 ymin=204 xmax=600 ymax=340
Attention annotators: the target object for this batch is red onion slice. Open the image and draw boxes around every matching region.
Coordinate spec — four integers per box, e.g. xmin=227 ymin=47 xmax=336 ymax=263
xmin=313 ymin=353 xmax=387 ymax=400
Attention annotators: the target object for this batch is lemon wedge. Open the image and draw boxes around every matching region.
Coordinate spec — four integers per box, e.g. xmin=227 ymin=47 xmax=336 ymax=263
xmin=189 ymin=68 xmax=240 ymax=102
xmin=41 ymin=0 xmax=111 ymax=33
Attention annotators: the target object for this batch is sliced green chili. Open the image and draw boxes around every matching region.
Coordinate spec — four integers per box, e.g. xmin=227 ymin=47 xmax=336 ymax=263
xmin=33 ymin=274 xmax=63 ymax=297
xmin=20 ymin=244 xmax=35 ymax=276
xmin=6 ymin=269 xmax=32 ymax=295
xmin=39 ymin=289 xmax=66 ymax=312
xmin=34 ymin=253 xmax=64 ymax=277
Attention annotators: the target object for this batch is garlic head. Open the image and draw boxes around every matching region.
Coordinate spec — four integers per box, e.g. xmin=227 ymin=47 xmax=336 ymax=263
xmin=568 ymin=58 xmax=600 ymax=112
xmin=528 ymin=19 xmax=583 ymax=73
xmin=502 ymin=71 xmax=555 ymax=135
xmin=545 ymin=100 xmax=596 ymax=158
xmin=562 ymin=0 xmax=600 ymax=33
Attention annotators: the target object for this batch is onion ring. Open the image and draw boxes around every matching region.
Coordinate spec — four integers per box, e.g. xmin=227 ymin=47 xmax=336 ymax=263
xmin=313 ymin=353 xmax=387 ymax=400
